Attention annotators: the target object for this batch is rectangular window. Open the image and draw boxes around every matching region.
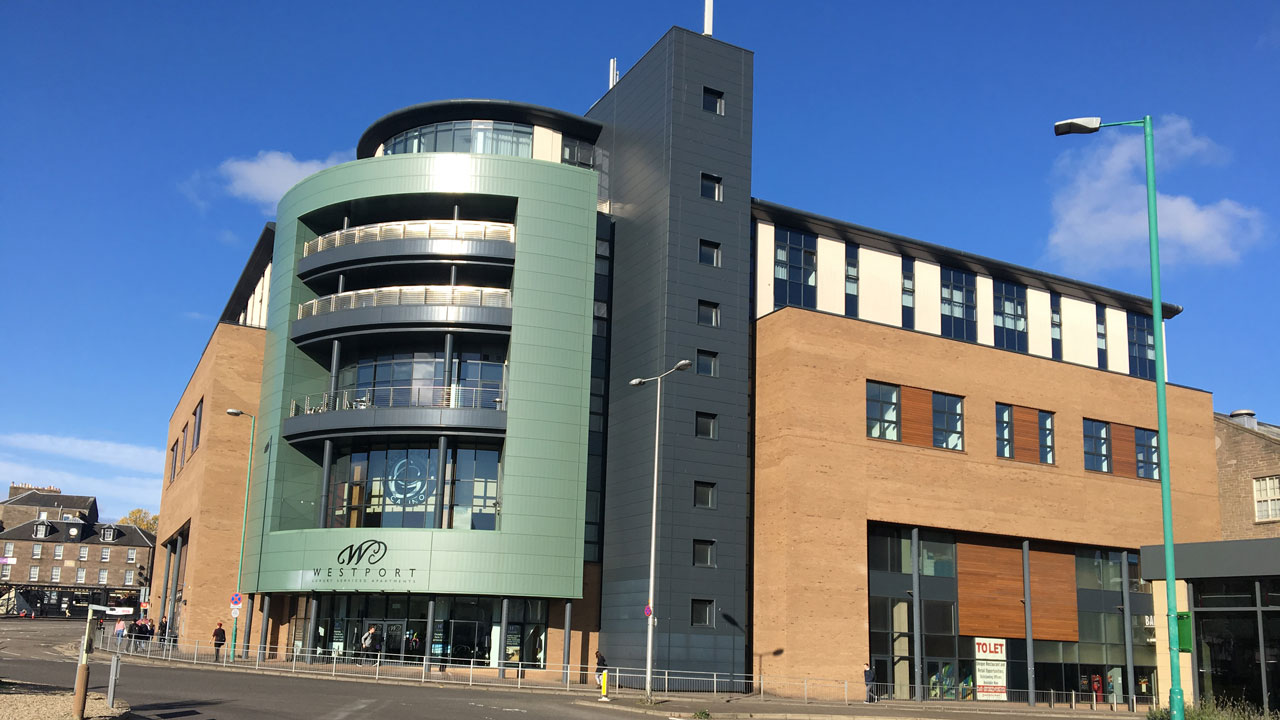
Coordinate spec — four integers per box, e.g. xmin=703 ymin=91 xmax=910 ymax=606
xmin=845 ymin=243 xmax=859 ymax=317
xmin=76 ymin=568 xmax=86 ymax=584
xmin=698 ymin=239 xmax=721 ymax=267
xmin=932 ymin=393 xmax=964 ymax=450
xmin=98 ymin=569 xmax=109 ymax=585
xmin=939 ymin=267 xmax=977 ymax=342
xmin=31 ymin=544 xmax=42 ymax=559
xmin=169 ymin=440 xmax=179 ymax=481
xmin=901 ymin=256 xmax=915 ymax=330
xmin=1096 ymin=304 xmax=1108 ymax=369
xmin=29 ymin=566 xmax=39 ymax=582
xmin=181 ymin=423 xmax=189 ymax=466
xmin=691 ymin=599 xmax=715 ymax=627
xmin=125 ymin=570 xmax=135 ymax=586
xmin=2 ymin=542 xmax=12 ymax=557
xmin=702 ymin=87 xmax=725 ymax=115
xmin=1039 ymin=411 xmax=1055 ymax=464
xmin=697 ymin=300 xmax=720 ymax=327
xmin=996 ymin=403 xmax=1013 ymax=458
xmin=78 ymin=546 xmax=88 ymax=561
xmin=1084 ymin=419 xmax=1111 ymax=472
xmin=127 ymin=548 xmax=137 ymax=563
xmin=0 ymin=566 xmax=8 ymax=581
xmin=693 ymin=539 xmax=716 ymax=567
xmin=866 ymin=381 xmax=901 ymax=441
xmin=992 ymin=280 xmax=1028 ymax=353
xmin=1135 ymin=428 xmax=1159 ymax=479
xmin=33 ymin=524 xmax=49 ymax=538
xmin=101 ymin=547 xmax=110 ymax=562
xmin=774 ymin=227 xmax=817 ymax=310
xmin=1050 ymin=292 xmax=1063 ymax=361
xmin=696 ymin=350 xmax=718 ymax=377
xmin=561 ymin=136 xmax=594 ymax=168
xmin=1256 ymin=476 xmax=1280 ymax=521
xmin=1128 ymin=312 xmax=1157 ymax=379
xmin=700 ymin=173 xmax=722 ymax=201
xmin=695 ymin=412 xmax=718 ymax=439
xmin=54 ymin=545 xmax=63 ymax=560
xmin=191 ymin=399 xmax=203 ymax=452
xmin=51 ymin=566 xmax=61 ymax=583
xmin=694 ymin=481 xmax=716 ymax=508
xmin=102 ymin=528 xmax=114 ymax=541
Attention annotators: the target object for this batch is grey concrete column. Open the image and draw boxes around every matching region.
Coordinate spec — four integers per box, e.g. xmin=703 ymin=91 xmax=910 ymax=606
xmin=306 ymin=594 xmax=319 ymax=663
xmin=562 ymin=599 xmax=573 ymax=683
xmin=242 ymin=594 xmax=255 ymax=658
xmin=1187 ymin=581 xmax=1199 ymax=705
xmin=318 ymin=440 xmax=334 ymax=528
xmin=1023 ymin=540 xmax=1036 ymax=706
xmin=498 ymin=597 xmax=510 ymax=679
xmin=258 ymin=594 xmax=271 ymax=661
xmin=434 ymin=436 xmax=449 ymax=528
xmin=1257 ymin=580 xmax=1269 ymax=715
xmin=157 ymin=546 xmax=172 ymax=632
xmin=166 ymin=535 xmax=183 ymax=627
xmin=426 ymin=599 xmax=436 ymax=668
xmin=1121 ymin=552 xmax=1135 ymax=706
xmin=911 ymin=527 xmax=923 ymax=702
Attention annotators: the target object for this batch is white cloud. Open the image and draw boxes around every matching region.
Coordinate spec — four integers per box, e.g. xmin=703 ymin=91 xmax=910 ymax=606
xmin=0 ymin=433 xmax=165 ymax=475
xmin=219 ymin=150 xmax=352 ymax=214
xmin=0 ymin=458 xmax=159 ymax=522
xmin=1046 ymin=115 xmax=1265 ymax=273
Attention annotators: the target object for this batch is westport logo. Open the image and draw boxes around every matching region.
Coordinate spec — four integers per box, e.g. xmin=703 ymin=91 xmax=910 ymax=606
xmin=336 ymin=539 xmax=387 ymax=566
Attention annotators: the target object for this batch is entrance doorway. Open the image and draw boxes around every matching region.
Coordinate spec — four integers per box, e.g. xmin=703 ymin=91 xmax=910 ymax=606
xmin=449 ymin=620 xmax=488 ymax=663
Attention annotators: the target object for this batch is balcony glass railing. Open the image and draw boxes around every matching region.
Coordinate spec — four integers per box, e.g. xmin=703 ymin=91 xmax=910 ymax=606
xmin=297 ymin=285 xmax=511 ymax=320
xmin=302 ymin=220 xmax=515 ymax=257
xmin=289 ymin=385 xmax=505 ymax=417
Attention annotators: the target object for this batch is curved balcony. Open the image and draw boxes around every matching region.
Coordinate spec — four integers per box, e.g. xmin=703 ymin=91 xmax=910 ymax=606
xmin=298 ymin=220 xmax=516 ymax=282
xmin=281 ymin=386 xmax=506 ymax=443
xmin=291 ymin=285 xmax=512 ymax=346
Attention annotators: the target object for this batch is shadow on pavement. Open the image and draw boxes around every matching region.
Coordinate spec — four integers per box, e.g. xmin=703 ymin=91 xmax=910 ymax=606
xmin=131 ymin=699 xmax=227 ymax=712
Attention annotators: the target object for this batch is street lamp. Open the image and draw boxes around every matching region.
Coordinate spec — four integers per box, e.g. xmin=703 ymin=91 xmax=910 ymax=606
xmin=226 ymin=408 xmax=256 ymax=661
xmin=1055 ymin=115 xmax=1185 ymax=720
xmin=629 ymin=358 xmax=692 ymax=702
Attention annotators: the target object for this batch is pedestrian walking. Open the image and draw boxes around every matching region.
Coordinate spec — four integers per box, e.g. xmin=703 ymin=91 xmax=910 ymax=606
xmin=594 ymin=650 xmax=608 ymax=688
xmin=158 ymin=616 xmax=169 ymax=645
xmin=864 ymin=662 xmax=878 ymax=703
xmin=114 ymin=618 xmax=126 ymax=649
xmin=212 ymin=622 xmax=227 ymax=661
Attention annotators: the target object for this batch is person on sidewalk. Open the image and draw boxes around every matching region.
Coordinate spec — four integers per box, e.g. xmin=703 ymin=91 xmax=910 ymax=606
xmin=157 ymin=616 xmax=168 ymax=645
xmin=864 ymin=662 xmax=877 ymax=703
xmin=594 ymin=650 xmax=608 ymax=688
xmin=212 ymin=622 xmax=227 ymax=661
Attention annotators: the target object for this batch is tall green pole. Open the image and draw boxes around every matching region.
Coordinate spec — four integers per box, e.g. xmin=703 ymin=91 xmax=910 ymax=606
xmin=231 ymin=413 xmax=256 ymax=661
xmin=1141 ymin=114 xmax=1185 ymax=720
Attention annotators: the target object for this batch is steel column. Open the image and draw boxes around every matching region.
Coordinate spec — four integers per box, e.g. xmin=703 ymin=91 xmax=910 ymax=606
xmin=911 ymin=527 xmax=923 ymax=702
xmin=562 ymin=599 xmax=573 ymax=684
xmin=1023 ymin=540 xmax=1036 ymax=706
xmin=1122 ymin=552 xmax=1136 ymax=705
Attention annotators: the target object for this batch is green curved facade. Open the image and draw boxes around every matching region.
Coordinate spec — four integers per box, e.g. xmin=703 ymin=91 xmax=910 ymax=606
xmin=240 ymin=152 xmax=598 ymax=600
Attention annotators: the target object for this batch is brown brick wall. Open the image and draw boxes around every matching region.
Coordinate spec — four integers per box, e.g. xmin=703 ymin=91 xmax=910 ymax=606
xmin=1 ymin=537 xmax=153 ymax=598
xmin=151 ymin=322 xmax=266 ymax=642
xmin=754 ymin=308 xmax=1220 ymax=681
xmin=1215 ymin=417 xmax=1280 ymax=540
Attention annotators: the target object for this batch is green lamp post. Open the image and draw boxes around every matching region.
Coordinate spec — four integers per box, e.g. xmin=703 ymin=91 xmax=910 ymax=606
xmin=1054 ymin=115 xmax=1185 ymax=720
xmin=226 ymin=408 xmax=257 ymax=661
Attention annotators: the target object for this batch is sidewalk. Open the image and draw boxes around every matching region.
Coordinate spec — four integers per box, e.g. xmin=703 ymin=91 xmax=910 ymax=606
xmin=575 ymin=695 xmax=1149 ymax=720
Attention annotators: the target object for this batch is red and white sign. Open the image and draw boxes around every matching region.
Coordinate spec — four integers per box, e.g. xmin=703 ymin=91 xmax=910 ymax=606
xmin=140 ymin=602 xmax=150 ymax=609
xmin=974 ymin=637 xmax=1007 ymax=701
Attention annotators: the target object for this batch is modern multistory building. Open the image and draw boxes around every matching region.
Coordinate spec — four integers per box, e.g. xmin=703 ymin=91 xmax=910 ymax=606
xmin=154 ymin=24 xmax=1234 ymax=705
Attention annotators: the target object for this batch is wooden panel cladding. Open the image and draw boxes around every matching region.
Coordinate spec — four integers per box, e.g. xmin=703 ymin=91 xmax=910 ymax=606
xmin=957 ymin=538 xmax=1026 ymax=639
xmin=1029 ymin=545 xmax=1079 ymax=641
xmin=1112 ymin=423 xmax=1137 ymax=478
xmin=1011 ymin=405 xmax=1041 ymax=462
xmin=900 ymin=386 xmax=933 ymax=448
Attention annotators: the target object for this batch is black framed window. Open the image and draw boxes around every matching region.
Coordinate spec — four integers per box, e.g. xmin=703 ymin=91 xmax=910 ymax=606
xmin=702 ymin=87 xmax=724 ymax=115
xmin=1096 ymin=304 xmax=1108 ymax=369
xmin=845 ymin=243 xmax=859 ymax=317
xmin=932 ymin=393 xmax=964 ymax=450
xmin=698 ymin=239 xmax=721 ymax=267
xmin=693 ymin=539 xmax=716 ymax=567
xmin=694 ymin=481 xmax=715 ymax=508
xmin=996 ymin=403 xmax=1013 ymax=458
xmin=774 ymin=227 xmax=817 ymax=310
xmin=993 ymin=280 xmax=1028 ymax=353
xmin=1128 ymin=312 xmax=1157 ymax=379
xmin=866 ymin=381 xmax=900 ymax=441
xmin=1050 ymin=292 xmax=1063 ymax=361
xmin=695 ymin=412 xmax=718 ymax=439
xmin=691 ymin=599 xmax=715 ymax=627
xmin=697 ymin=300 xmax=720 ymax=327
xmin=940 ymin=267 xmax=977 ymax=342
xmin=384 ymin=120 xmax=533 ymax=158
xmin=169 ymin=441 xmax=179 ymax=481
xmin=561 ymin=136 xmax=594 ymax=168
xmin=1083 ymin=419 xmax=1111 ymax=472
xmin=902 ymin=256 xmax=915 ymax=330
xmin=1039 ymin=411 xmax=1055 ymax=464
xmin=191 ymin=399 xmax=203 ymax=453
xmin=696 ymin=349 xmax=718 ymax=377
xmin=700 ymin=173 xmax=723 ymax=201
xmin=1135 ymin=428 xmax=1159 ymax=479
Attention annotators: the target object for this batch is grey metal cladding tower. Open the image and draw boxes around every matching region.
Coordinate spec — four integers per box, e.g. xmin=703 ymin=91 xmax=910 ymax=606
xmin=588 ymin=27 xmax=754 ymax=675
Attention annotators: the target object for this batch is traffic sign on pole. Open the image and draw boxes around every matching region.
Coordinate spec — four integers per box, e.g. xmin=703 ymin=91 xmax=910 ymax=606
xmin=231 ymin=608 xmax=240 ymax=618
xmin=230 ymin=593 xmax=243 ymax=608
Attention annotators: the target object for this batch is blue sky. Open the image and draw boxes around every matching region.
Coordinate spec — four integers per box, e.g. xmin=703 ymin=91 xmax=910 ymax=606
xmin=1 ymin=1 xmax=1276 ymax=521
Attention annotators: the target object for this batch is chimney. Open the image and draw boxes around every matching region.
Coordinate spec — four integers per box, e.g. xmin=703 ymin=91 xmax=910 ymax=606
xmin=1229 ymin=409 xmax=1259 ymax=431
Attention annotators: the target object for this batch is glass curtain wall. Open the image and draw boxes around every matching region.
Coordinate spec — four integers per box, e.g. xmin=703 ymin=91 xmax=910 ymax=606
xmin=384 ymin=121 xmax=534 ymax=158
xmin=328 ymin=443 xmax=501 ymax=530
xmin=1192 ymin=577 xmax=1279 ymax=711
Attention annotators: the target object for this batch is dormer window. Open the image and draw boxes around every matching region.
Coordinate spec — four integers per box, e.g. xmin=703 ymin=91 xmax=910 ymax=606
xmin=101 ymin=527 xmax=116 ymax=542
xmin=33 ymin=522 xmax=51 ymax=539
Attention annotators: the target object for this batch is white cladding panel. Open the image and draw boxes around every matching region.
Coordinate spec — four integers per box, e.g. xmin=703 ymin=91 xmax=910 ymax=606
xmin=1060 ymin=296 xmax=1098 ymax=367
xmin=976 ymin=275 xmax=994 ymax=346
xmin=914 ymin=261 xmax=942 ymax=335
xmin=1105 ymin=306 xmax=1130 ymax=374
xmin=1027 ymin=288 xmax=1052 ymax=358
xmin=858 ymin=246 xmax=902 ymax=327
xmin=816 ymin=236 xmax=846 ymax=315
xmin=756 ymin=221 xmax=775 ymax=319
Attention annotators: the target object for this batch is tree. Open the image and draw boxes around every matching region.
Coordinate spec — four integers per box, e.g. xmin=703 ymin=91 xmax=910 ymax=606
xmin=118 ymin=508 xmax=159 ymax=535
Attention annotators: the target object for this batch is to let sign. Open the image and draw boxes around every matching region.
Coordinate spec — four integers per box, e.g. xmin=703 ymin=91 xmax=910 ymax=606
xmin=973 ymin=637 xmax=1007 ymax=701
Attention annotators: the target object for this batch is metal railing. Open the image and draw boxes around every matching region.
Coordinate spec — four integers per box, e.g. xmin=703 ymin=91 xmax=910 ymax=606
xmin=297 ymin=285 xmax=511 ymax=320
xmin=302 ymin=220 xmax=515 ymax=257
xmin=91 ymin=629 xmax=1157 ymax=711
xmin=290 ymin=386 xmax=504 ymax=417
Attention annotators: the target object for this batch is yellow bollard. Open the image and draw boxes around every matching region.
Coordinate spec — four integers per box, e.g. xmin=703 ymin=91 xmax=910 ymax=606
xmin=598 ymin=669 xmax=611 ymax=702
